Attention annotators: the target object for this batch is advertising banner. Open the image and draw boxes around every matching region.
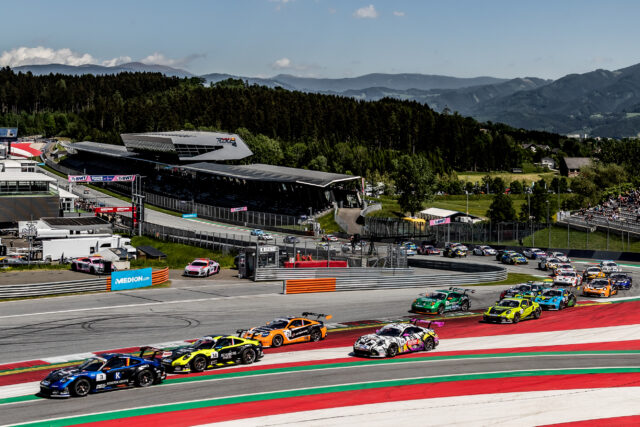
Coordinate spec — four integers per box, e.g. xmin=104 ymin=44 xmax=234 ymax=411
xmin=182 ymin=213 xmax=197 ymax=218
xmin=68 ymin=175 xmax=136 ymax=183
xmin=429 ymin=217 xmax=451 ymax=226
xmin=0 ymin=128 xmax=18 ymax=139
xmin=93 ymin=206 xmax=134 ymax=213
xmin=230 ymin=206 xmax=247 ymax=212
xmin=111 ymin=268 xmax=152 ymax=291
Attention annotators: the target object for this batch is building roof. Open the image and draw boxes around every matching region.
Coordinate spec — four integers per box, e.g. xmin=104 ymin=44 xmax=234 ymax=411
xmin=419 ymin=207 xmax=460 ymax=218
xmin=41 ymin=216 xmax=111 ymax=231
xmin=67 ymin=141 xmax=138 ymax=158
xmin=564 ymin=157 xmax=592 ymax=170
xmin=120 ymin=131 xmax=253 ymax=161
xmin=183 ymin=162 xmax=360 ymax=188
xmin=0 ymin=172 xmax=56 ymax=182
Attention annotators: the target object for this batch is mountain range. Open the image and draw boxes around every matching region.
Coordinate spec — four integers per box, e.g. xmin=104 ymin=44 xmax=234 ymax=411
xmin=11 ymin=62 xmax=640 ymax=138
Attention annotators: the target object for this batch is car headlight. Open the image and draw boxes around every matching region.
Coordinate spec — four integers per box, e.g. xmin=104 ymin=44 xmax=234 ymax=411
xmin=181 ymin=353 xmax=191 ymax=359
xmin=412 ymin=299 xmax=417 ymax=304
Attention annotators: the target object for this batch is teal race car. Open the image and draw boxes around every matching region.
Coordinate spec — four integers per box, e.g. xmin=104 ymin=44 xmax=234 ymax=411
xmin=411 ymin=288 xmax=474 ymax=315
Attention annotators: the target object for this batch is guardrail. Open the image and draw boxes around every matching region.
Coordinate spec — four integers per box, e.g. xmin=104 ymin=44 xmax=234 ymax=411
xmin=0 ymin=277 xmax=108 ymax=299
xmin=255 ymin=267 xmax=414 ymax=281
xmin=0 ymin=268 xmax=171 ymax=299
xmin=280 ymin=259 xmax=507 ymax=293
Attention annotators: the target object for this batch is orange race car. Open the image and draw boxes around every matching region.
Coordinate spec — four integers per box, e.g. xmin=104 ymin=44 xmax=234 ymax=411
xmin=582 ymin=278 xmax=618 ymax=298
xmin=239 ymin=312 xmax=331 ymax=347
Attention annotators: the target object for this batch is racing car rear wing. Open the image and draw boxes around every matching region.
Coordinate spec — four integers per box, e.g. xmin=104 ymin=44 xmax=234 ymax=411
xmin=138 ymin=346 xmax=164 ymax=360
xmin=301 ymin=312 xmax=333 ymax=320
xmin=410 ymin=318 xmax=445 ymax=329
xmin=448 ymin=287 xmax=475 ymax=295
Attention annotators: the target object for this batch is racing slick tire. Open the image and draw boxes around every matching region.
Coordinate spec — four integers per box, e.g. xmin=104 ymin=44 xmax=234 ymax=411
xmin=461 ymin=301 xmax=470 ymax=312
xmin=135 ymin=369 xmax=154 ymax=387
xmin=71 ymin=263 xmax=77 ymax=271
xmin=70 ymin=378 xmax=90 ymax=397
xmin=437 ymin=305 xmax=445 ymax=316
xmin=309 ymin=329 xmax=322 ymax=342
xmin=271 ymin=334 xmax=284 ymax=348
xmin=424 ymin=337 xmax=435 ymax=351
xmin=89 ymin=267 xmax=96 ymax=275
xmin=241 ymin=348 xmax=257 ymax=365
xmin=190 ymin=355 xmax=207 ymax=373
xmin=533 ymin=308 xmax=541 ymax=319
xmin=386 ymin=344 xmax=399 ymax=358
xmin=512 ymin=313 xmax=521 ymax=323
xmin=559 ymin=301 xmax=566 ymax=310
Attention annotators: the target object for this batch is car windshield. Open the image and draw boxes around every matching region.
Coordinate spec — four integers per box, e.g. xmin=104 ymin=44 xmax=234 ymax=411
xmin=191 ymin=261 xmax=208 ymax=267
xmin=591 ymin=280 xmax=608 ymax=288
xmin=79 ymin=357 xmax=105 ymax=371
xmin=427 ymin=292 xmax=447 ymax=300
xmin=267 ymin=319 xmax=289 ymax=329
xmin=515 ymin=284 xmax=531 ymax=291
xmin=543 ymin=290 xmax=562 ymax=297
xmin=587 ymin=268 xmax=601 ymax=272
xmin=561 ymin=273 xmax=576 ymax=277
xmin=498 ymin=300 xmax=520 ymax=308
xmin=193 ymin=338 xmax=216 ymax=348
xmin=378 ymin=326 xmax=403 ymax=337
xmin=611 ymin=274 xmax=625 ymax=279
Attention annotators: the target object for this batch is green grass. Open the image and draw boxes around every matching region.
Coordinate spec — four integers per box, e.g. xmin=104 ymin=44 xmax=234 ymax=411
xmin=130 ymin=236 xmax=237 ymax=269
xmin=467 ymin=272 xmax=543 ymax=287
xmin=499 ymin=225 xmax=640 ymax=252
xmin=456 ymin=171 xmax=558 ymax=186
xmin=0 ymin=264 xmax=71 ymax=274
xmin=367 ymin=195 xmax=404 ymax=218
xmin=316 ymin=211 xmax=342 ymax=234
xmin=40 ymin=164 xmax=67 ymax=179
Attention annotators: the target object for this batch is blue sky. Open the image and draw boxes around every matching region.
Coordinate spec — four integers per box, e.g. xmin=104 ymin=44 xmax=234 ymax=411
xmin=1 ymin=0 xmax=640 ymax=79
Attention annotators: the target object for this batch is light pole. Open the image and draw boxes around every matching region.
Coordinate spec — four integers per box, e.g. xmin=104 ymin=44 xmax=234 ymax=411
xmin=466 ymin=191 xmax=469 ymax=216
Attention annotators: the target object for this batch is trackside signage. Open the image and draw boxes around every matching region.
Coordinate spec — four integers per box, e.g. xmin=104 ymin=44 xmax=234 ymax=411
xmin=111 ymin=268 xmax=153 ymax=291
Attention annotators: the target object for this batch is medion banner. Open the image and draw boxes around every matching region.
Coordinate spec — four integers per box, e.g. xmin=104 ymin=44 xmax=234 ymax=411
xmin=111 ymin=268 xmax=152 ymax=291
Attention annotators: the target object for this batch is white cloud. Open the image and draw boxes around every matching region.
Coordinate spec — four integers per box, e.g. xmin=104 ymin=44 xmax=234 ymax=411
xmin=0 ymin=46 xmax=203 ymax=70
xmin=272 ymin=57 xmax=292 ymax=69
xmin=353 ymin=4 xmax=378 ymax=19
xmin=0 ymin=46 xmax=99 ymax=67
xmin=393 ymin=11 xmax=405 ymax=17
xmin=101 ymin=56 xmax=132 ymax=67
xmin=269 ymin=0 xmax=294 ymax=10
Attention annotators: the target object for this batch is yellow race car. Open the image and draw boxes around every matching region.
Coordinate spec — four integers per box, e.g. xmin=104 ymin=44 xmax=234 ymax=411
xmin=483 ymin=297 xmax=542 ymax=324
xmin=582 ymin=266 xmax=606 ymax=281
xmin=161 ymin=335 xmax=263 ymax=373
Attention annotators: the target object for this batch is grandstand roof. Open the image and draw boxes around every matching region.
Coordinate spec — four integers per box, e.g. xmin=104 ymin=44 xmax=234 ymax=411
xmin=183 ymin=162 xmax=360 ymax=188
xmin=68 ymin=141 xmax=138 ymax=158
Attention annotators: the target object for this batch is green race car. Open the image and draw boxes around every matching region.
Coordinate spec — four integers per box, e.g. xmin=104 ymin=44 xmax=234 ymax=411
xmin=161 ymin=335 xmax=263 ymax=373
xmin=483 ymin=297 xmax=542 ymax=323
xmin=411 ymin=288 xmax=474 ymax=315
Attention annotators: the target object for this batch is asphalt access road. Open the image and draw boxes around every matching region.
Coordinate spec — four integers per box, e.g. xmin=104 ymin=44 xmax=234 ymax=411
xmin=2 ymin=353 xmax=637 ymax=426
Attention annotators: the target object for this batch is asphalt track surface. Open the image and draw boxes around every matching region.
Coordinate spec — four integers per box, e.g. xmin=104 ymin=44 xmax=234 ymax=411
xmin=1 ymin=255 xmax=639 ymax=362
xmin=3 ymin=353 xmax=638 ymax=426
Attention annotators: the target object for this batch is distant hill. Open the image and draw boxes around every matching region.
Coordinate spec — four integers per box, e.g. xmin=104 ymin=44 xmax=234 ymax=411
xmin=12 ymin=61 xmax=640 ymax=137
xmin=12 ymin=62 xmax=193 ymax=78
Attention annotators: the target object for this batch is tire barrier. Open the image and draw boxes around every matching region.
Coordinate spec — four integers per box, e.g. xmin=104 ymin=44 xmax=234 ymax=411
xmin=1 ymin=268 xmax=171 ymax=299
xmin=281 ymin=260 xmax=508 ymax=293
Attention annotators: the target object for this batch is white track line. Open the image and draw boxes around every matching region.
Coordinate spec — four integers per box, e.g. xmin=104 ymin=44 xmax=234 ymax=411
xmin=208 ymin=386 xmax=640 ymax=427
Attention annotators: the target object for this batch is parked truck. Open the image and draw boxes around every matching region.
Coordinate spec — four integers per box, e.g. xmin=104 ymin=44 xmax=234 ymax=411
xmin=42 ymin=235 xmax=136 ymax=261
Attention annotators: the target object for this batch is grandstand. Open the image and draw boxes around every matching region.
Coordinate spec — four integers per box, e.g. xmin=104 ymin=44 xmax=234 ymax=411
xmin=63 ymin=133 xmax=361 ymax=217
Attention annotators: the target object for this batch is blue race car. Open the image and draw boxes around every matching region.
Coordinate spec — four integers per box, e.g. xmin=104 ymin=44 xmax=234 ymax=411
xmin=534 ymin=287 xmax=576 ymax=310
xmin=39 ymin=347 xmax=166 ymax=398
xmin=609 ymin=272 xmax=633 ymax=290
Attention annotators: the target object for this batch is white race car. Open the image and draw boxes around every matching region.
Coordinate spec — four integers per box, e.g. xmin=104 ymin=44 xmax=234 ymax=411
xmin=553 ymin=263 xmax=576 ymax=275
xmin=257 ymin=233 xmax=274 ymax=241
xmin=523 ymin=248 xmax=546 ymax=259
xmin=353 ymin=321 xmax=441 ymax=358
xmin=553 ymin=271 xmax=582 ymax=288
xmin=71 ymin=256 xmax=115 ymax=274
xmin=473 ymin=245 xmax=497 ymax=256
xmin=551 ymin=251 xmax=571 ymax=263
xmin=600 ymin=260 xmax=621 ymax=274
xmin=183 ymin=258 xmax=220 ymax=277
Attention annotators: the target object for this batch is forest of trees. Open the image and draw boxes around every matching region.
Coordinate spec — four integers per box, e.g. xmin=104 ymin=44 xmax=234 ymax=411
xmin=0 ymin=68 xmax=590 ymax=181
